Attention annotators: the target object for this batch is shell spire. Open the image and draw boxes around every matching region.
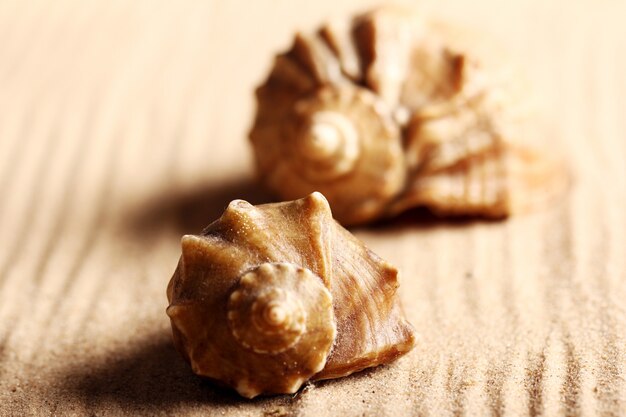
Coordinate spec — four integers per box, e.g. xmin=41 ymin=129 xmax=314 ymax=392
xmin=249 ymin=7 xmax=566 ymax=225
xmin=166 ymin=192 xmax=415 ymax=398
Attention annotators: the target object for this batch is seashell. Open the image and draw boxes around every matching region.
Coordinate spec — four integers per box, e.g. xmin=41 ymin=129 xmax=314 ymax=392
xmin=249 ymin=7 xmax=566 ymax=225
xmin=166 ymin=192 xmax=415 ymax=398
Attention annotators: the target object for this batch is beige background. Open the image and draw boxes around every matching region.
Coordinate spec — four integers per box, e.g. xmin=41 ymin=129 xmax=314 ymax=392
xmin=1 ymin=0 xmax=625 ymax=415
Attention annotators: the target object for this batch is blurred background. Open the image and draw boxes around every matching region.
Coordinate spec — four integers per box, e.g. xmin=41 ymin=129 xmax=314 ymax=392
xmin=0 ymin=1 xmax=625 ymax=416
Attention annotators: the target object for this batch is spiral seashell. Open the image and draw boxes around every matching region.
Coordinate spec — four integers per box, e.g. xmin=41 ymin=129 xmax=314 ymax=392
xmin=166 ymin=192 xmax=415 ymax=398
xmin=227 ymin=263 xmax=334 ymax=356
xmin=252 ymin=82 xmax=406 ymax=225
xmin=249 ymin=6 xmax=566 ymax=225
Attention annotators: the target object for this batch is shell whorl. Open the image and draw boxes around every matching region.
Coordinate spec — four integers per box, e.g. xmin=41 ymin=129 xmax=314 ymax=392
xmin=294 ymin=110 xmax=360 ymax=181
xmin=256 ymin=86 xmax=406 ymax=225
xmin=227 ymin=262 xmax=335 ymax=356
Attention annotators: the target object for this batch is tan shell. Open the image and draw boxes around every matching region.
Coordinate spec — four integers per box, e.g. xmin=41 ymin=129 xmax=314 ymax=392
xmin=166 ymin=192 xmax=415 ymax=398
xmin=249 ymin=7 xmax=566 ymax=225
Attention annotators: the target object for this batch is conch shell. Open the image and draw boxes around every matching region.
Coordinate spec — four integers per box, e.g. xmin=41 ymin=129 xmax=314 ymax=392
xmin=249 ymin=6 xmax=566 ymax=225
xmin=166 ymin=192 xmax=415 ymax=398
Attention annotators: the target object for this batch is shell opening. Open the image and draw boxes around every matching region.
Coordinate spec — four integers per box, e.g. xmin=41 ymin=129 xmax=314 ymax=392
xmin=295 ymin=111 xmax=360 ymax=181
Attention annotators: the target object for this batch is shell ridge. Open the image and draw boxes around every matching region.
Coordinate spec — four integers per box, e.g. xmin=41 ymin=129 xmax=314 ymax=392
xmin=290 ymin=32 xmax=344 ymax=85
xmin=299 ymin=192 xmax=334 ymax=286
xmin=217 ymin=201 xmax=296 ymax=263
xmin=318 ymin=21 xmax=362 ymax=81
xmin=316 ymin=221 xmax=412 ymax=378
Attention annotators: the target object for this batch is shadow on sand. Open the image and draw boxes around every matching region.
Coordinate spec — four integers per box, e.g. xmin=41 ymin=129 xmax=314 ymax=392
xmin=63 ymin=330 xmax=295 ymax=414
xmin=123 ymin=173 xmax=492 ymax=240
xmin=124 ymin=176 xmax=273 ymax=237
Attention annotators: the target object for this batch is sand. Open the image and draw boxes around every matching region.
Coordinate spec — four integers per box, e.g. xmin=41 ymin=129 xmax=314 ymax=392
xmin=0 ymin=0 xmax=625 ymax=415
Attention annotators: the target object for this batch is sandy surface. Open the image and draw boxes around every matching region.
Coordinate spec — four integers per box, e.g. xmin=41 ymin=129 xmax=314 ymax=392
xmin=0 ymin=0 xmax=625 ymax=416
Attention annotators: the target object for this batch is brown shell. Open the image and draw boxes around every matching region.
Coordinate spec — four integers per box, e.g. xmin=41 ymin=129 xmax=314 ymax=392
xmin=166 ymin=192 xmax=415 ymax=398
xmin=249 ymin=7 xmax=566 ymax=225
xmin=252 ymin=85 xmax=406 ymax=225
